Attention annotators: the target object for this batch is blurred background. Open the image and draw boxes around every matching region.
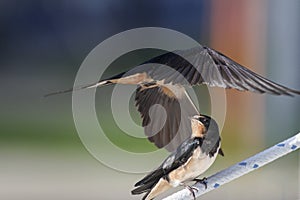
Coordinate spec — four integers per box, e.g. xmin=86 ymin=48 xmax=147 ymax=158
xmin=1 ymin=0 xmax=299 ymax=199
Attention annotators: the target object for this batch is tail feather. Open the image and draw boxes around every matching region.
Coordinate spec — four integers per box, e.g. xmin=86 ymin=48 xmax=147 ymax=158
xmin=44 ymin=80 xmax=111 ymax=97
xmin=132 ymin=177 xmax=172 ymax=200
xmin=290 ymin=88 xmax=300 ymax=96
xmin=132 ymin=180 xmax=158 ymax=200
xmin=142 ymin=191 xmax=151 ymax=200
xmin=132 ymin=167 xmax=167 ymax=200
xmin=44 ymin=71 xmax=128 ymax=97
xmin=134 ymin=168 xmax=164 ymax=187
xmin=131 ymin=181 xmax=156 ymax=195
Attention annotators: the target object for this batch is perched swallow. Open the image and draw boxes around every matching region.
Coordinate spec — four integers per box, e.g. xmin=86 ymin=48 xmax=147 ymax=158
xmin=131 ymin=114 xmax=224 ymax=200
xmin=46 ymin=46 xmax=300 ymax=151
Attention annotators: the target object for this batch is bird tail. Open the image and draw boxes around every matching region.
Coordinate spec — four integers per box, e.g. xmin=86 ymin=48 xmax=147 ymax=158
xmin=44 ymin=71 xmax=128 ymax=97
xmin=132 ymin=167 xmax=170 ymax=200
xmin=131 ymin=181 xmax=156 ymax=199
xmin=132 ymin=169 xmax=163 ymax=200
xmin=44 ymin=80 xmax=111 ymax=97
xmin=132 ymin=177 xmax=172 ymax=200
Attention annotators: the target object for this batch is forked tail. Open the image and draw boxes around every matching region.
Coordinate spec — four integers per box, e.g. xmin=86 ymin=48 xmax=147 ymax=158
xmin=44 ymin=80 xmax=111 ymax=97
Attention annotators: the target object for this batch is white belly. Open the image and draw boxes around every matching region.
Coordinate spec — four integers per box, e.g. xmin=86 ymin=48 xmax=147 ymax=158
xmin=169 ymin=146 xmax=219 ymax=187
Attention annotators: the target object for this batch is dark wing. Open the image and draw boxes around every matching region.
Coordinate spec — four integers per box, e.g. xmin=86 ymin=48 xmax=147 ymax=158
xmin=134 ymin=137 xmax=200 ymax=188
xmin=144 ymin=46 xmax=300 ymax=96
xmin=46 ymin=45 xmax=300 ymax=97
xmin=135 ymin=82 xmax=199 ymax=152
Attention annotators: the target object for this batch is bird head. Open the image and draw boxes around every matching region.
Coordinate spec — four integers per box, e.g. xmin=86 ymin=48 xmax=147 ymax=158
xmin=191 ymin=114 xmax=221 ymax=156
xmin=191 ymin=115 xmax=219 ymax=138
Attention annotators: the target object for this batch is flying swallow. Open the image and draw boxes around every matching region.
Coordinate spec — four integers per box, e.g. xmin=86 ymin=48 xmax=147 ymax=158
xmin=131 ymin=114 xmax=224 ymax=200
xmin=46 ymin=46 xmax=300 ymax=151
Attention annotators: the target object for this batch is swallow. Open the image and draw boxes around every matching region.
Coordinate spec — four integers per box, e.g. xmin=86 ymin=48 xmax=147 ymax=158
xmin=46 ymin=46 xmax=300 ymax=151
xmin=131 ymin=114 xmax=224 ymax=200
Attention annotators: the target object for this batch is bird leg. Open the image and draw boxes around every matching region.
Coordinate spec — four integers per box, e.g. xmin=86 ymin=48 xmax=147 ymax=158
xmin=180 ymin=183 xmax=198 ymax=200
xmin=193 ymin=177 xmax=208 ymax=189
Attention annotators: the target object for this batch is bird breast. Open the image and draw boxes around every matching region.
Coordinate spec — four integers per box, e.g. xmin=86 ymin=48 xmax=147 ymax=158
xmin=168 ymin=146 xmax=218 ymax=187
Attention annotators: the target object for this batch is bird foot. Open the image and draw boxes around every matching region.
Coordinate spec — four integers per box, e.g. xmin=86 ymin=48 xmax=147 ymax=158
xmin=184 ymin=185 xmax=198 ymax=200
xmin=193 ymin=177 xmax=208 ymax=189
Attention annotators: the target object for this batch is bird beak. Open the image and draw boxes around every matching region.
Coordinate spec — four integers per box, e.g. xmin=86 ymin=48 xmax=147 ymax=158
xmin=191 ymin=115 xmax=200 ymax=121
xmin=190 ymin=117 xmax=198 ymax=124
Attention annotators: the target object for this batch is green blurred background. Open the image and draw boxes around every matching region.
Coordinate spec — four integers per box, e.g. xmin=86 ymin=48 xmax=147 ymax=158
xmin=1 ymin=1 xmax=300 ymax=199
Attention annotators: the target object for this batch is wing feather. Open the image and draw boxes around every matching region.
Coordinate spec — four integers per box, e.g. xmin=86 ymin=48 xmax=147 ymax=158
xmin=135 ymin=83 xmax=199 ymax=151
xmin=142 ymin=46 xmax=300 ymax=96
xmin=134 ymin=137 xmax=200 ymax=187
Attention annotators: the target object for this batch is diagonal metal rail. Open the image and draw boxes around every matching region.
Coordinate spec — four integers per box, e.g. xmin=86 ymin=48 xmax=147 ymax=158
xmin=163 ymin=132 xmax=300 ymax=200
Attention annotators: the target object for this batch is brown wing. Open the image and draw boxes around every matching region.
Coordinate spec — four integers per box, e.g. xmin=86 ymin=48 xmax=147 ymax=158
xmin=144 ymin=46 xmax=300 ymax=96
xmin=135 ymin=82 xmax=199 ymax=152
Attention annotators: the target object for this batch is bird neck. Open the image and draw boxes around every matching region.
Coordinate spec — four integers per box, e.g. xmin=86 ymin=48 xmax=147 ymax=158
xmin=191 ymin=122 xmax=206 ymax=138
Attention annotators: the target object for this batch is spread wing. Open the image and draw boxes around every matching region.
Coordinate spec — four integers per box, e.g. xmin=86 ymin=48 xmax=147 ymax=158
xmin=143 ymin=46 xmax=300 ymax=96
xmin=135 ymin=82 xmax=199 ymax=152
xmin=46 ymin=45 xmax=300 ymax=154
xmin=46 ymin=45 xmax=300 ymax=97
